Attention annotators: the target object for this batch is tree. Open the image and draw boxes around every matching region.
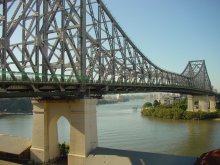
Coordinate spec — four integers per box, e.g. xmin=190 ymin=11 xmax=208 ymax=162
xmin=0 ymin=98 xmax=32 ymax=113
xmin=142 ymin=102 xmax=153 ymax=108
xmin=153 ymin=100 xmax=161 ymax=107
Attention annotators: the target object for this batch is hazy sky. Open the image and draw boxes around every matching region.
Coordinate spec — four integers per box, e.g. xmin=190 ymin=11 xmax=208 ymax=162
xmin=104 ymin=0 xmax=220 ymax=91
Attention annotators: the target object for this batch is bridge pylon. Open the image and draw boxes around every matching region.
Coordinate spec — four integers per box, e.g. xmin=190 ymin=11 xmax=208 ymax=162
xmin=30 ymin=99 xmax=97 ymax=164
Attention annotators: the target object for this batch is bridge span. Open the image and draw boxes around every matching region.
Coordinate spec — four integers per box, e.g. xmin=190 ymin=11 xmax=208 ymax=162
xmin=0 ymin=0 xmax=218 ymax=164
xmin=0 ymin=0 xmax=214 ymax=98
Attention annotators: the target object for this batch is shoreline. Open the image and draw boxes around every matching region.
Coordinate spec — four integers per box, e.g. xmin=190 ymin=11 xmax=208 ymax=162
xmin=0 ymin=113 xmax=32 ymax=117
xmin=212 ymin=117 xmax=220 ymax=121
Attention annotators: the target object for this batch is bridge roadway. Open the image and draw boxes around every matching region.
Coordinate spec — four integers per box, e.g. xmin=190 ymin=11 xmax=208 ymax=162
xmin=0 ymin=80 xmax=216 ymax=98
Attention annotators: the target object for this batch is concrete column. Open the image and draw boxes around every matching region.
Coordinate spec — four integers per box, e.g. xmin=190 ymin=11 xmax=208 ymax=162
xmin=30 ymin=99 xmax=97 ymax=165
xmin=169 ymin=97 xmax=174 ymax=105
xmin=68 ymin=99 xmax=97 ymax=165
xmin=30 ymin=100 xmax=50 ymax=163
xmin=209 ymin=96 xmax=216 ymax=112
xmin=199 ymin=96 xmax=209 ymax=112
xmin=187 ymin=95 xmax=194 ymax=111
xmin=160 ymin=97 xmax=165 ymax=105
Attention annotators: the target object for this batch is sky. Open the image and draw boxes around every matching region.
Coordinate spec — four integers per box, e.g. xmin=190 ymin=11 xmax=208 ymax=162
xmin=103 ymin=0 xmax=220 ymax=92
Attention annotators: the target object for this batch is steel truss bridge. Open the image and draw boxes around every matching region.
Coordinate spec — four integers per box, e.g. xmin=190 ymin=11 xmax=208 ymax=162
xmin=0 ymin=0 xmax=215 ymax=98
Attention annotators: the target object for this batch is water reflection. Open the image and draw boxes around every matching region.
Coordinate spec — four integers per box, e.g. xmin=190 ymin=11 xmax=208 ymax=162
xmin=140 ymin=117 xmax=220 ymax=156
xmin=184 ymin=120 xmax=217 ymax=156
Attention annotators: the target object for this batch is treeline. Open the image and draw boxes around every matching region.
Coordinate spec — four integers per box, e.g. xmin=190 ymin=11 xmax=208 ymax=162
xmin=0 ymin=98 xmax=32 ymax=113
xmin=97 ymin=97 xmax=129 ymax=105
xmin=141 ymin=99 xmax=219 ymax=120
xmin=97 ymin=99 xmax=118 ymax=105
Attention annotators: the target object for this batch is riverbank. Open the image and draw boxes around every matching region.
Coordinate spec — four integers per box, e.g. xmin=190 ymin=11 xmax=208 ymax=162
xmin=0 ymin=113 xmax=32 ymax=118
xmin=213 ymin=118 xmax=220 ymax=121
xmin=142 ymin=107 xmax=219 ymax=120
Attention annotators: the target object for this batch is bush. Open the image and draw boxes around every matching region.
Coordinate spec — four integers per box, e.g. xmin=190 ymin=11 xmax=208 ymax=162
xmin=173 ymin=109 xmax=184 ymax=119
xmin=217 ymin=110 xmax=220 ymax=118
xmin=183 ymin=111 xmax=199 ymax=120
xmin=141 ymin=100 xmax=218 ymax=120
xmin=141 ymin=108 xmax=154 ymax=116
xmin=163 ymin=109 xmax=173 ymax=119
xmin=59 ymin=142 xmax=69 ymax=158
xmin=142 ymin=108 xmax=218 ymax=120
xmin=153 ymin=100 xmax=161 ymax=107
xmin=177 ymin=104 xmax=187 ymax=111
xmin=142 ymin=102 xmax=153 ymax=108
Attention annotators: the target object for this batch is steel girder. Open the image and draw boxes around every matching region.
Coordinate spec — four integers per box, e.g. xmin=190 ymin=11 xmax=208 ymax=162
xmin=0 ymin=0 xmax=213 ymax=98
xmin=181 ymin=60 xmax=212 ymax=91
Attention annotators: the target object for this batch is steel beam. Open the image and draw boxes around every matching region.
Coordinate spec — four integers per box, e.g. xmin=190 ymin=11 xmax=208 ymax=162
xmin=80 ymin=0 xmax=87 ymax=80
xmin=42 ymin=0 xmax=48 ymax=82
xmin=1 ymin=0 xmax=7 ymax=81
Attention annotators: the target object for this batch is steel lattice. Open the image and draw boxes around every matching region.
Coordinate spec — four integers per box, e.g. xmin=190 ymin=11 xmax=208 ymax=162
xmin=0 ymin=0 xmax=213 ymax=98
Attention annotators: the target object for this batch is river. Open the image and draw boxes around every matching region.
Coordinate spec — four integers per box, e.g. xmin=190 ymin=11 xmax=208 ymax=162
xmin=0 ymin=99 xmax=220 ymax=157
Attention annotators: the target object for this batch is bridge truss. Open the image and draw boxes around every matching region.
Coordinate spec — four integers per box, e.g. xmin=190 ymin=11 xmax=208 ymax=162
xmin=0 ymin=0 xmax=213 ymax=98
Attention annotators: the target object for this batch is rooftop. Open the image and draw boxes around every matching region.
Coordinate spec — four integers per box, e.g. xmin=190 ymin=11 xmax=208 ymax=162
xmin=0 ymin=134 xmax=31 ymax=155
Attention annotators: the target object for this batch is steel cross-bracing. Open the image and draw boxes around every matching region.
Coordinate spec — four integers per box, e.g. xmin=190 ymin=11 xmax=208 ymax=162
xmin=0 ymin=0 xmax=214 ymax=98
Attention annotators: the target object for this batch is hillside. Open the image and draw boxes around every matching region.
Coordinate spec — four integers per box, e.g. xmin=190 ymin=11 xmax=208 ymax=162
xmin=0 ymin=98 xmax=32 ymax=114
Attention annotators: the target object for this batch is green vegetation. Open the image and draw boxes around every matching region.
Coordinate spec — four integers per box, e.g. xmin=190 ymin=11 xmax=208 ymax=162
xmin=0 ymin=98 xmax=32 ymax=114
xmin=217 ymin=109 xmax=220 ymax=118
xmin=217 ymin=102 xmax=220 ymax=109
xmin=141 ymin=99 xmax=218 ymax=120
xmin=58 ymin=142 xmax=69 ymax=158
xmin=153 ymin=100 xmax=161 ymax=107
xmin=142 ymin=102 xmax=153 ymax=108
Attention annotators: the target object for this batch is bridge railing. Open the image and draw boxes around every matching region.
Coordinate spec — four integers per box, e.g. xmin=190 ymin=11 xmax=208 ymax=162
xmin=0 ymin=70 xmax=90 ymax=83
xmin=0 ymin=70 xmax=193 ymax=88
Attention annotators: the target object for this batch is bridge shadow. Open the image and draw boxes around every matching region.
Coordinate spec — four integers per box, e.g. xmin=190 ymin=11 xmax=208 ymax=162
xmin=88 ymin=147 xmax=196 ymax=165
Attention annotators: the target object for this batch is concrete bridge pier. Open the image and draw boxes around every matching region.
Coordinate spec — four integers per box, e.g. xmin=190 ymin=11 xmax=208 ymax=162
xmin=209 ymin=96 xmax=216 ymax=112
xmin=187 ymin=95 xmax=194 ymax=111
xmin=198 ymin=96 xmax=209 ymax=112
xmin=187 ymin=95 xmax=216 ymax=112
xmin=30 ymin=99 xmax=97 ymax=165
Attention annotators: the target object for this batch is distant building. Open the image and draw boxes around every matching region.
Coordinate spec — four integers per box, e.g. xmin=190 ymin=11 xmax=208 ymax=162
xmin=154 ymin=93 xmax=181 ymax=105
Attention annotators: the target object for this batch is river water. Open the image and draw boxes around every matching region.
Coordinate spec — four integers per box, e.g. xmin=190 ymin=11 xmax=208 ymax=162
xmin=0 ymin=99 xmax=220 ymax=157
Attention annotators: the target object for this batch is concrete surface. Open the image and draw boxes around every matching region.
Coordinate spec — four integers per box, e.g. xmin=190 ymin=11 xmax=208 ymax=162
xmin=86 ymin=147 xmax=197 ymax=165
